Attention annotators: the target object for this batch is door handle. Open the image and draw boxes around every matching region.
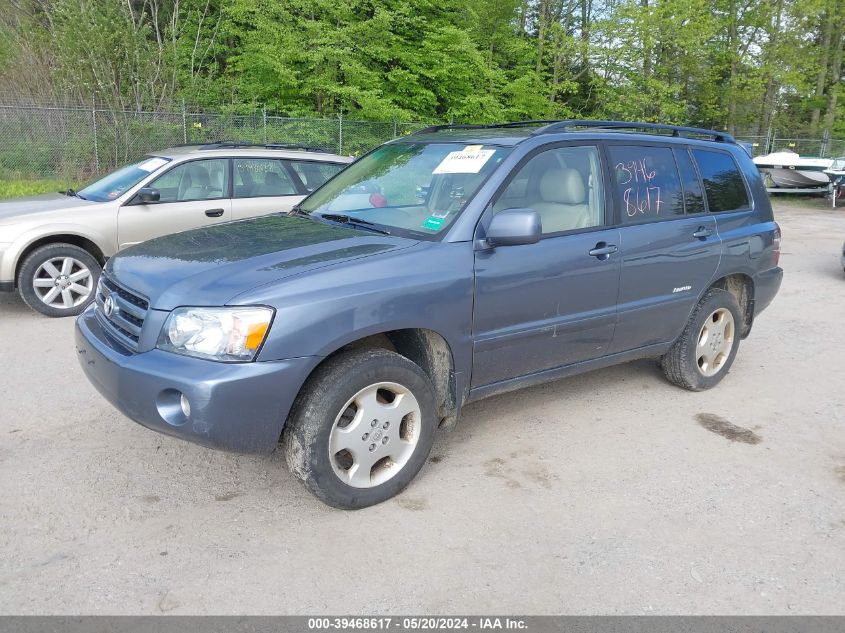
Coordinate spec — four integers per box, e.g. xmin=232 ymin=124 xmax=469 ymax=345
xmin=205 ymin=208 xmax=224 ymax=218
xmin=692 ymin=226 xmax=713 ymax=239
xmin=588 ymin=242 xmax=618 ymax=259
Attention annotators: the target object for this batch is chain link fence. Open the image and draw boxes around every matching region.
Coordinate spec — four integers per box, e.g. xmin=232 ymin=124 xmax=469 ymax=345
xmin=3 ymin=102 xmax=844 ymax=183
xmin=0 ymin=103 xmax=430 ymax=182
xmin=734 ymin=132 xmax=845 ymax=158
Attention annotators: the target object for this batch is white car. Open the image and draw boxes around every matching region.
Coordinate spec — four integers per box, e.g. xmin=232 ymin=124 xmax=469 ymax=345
xmin=0 ymin=142 xmax=351 ymax=316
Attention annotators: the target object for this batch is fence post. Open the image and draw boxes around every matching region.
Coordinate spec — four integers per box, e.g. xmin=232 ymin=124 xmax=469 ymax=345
xmin=182 ymin=99 xmax=187 ymax=144
xmin=821 ymin=129 xmax=830 ymax=158
xmin=91 ymin=96 xmax=99 ymax=173
xmin=337 ymin=112 xmax=343 ymax=155
xmin=393 ymin=119 xmax=398 ymax=138
xmin=263 ymin=105 xmax=268 ymax=144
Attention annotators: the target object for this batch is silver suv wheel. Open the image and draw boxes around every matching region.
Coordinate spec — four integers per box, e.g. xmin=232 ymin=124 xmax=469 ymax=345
xmin=32 ymin=256 xmax=94 ymax=310
xmin=18 ymin=243 xmax=101 ymax=317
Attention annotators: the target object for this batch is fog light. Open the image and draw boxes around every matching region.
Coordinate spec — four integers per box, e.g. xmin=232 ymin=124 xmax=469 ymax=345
xmin=180 ymin=393 xmax=191 ymax=418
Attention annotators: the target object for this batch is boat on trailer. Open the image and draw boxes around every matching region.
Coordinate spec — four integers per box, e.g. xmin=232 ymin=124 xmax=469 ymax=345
xmin=753 ymin=150 xmax=832 ymax=189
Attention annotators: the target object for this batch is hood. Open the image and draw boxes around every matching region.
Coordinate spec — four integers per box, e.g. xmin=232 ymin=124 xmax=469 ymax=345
xmin=107 ymin=215 xmax=419 ymax=310
xmin=0 ymin=192 xmax=98 ymax=224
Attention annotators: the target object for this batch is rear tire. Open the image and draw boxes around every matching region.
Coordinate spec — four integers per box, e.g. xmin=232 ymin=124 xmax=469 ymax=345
xmin=283 ymin=348 xmax=437 ymax=509
xmin=17 ymin=243 xmax=101 ymax=318
xmin=661 ymin=288 xmax=742 ymax=391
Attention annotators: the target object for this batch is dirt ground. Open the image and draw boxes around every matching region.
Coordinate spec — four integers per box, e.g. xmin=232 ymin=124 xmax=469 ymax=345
xmin=1 ymin=198 xmax=844 ymax=615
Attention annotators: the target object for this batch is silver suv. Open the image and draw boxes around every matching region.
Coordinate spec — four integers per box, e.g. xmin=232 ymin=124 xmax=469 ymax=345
xmin=0 ymin=142 xmax=351 ymax=316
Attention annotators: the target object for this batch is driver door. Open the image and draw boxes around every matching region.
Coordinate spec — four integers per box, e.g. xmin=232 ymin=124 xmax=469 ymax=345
xmin=118 ymin=158 xmax=232 ymax=249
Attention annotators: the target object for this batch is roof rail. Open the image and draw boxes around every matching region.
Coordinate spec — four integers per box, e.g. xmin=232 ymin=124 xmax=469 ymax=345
xmin=414 ymin=120 xmax=561 ymax=134
xmin=531 ymin=120 xmax=736 ymax=143
xmin=413 ymin=120 xmax=735 ymax=144
xmin=415 ymin=124 xmax=487 ymax=134
xmin=196 ymin=140 xmax=334 ymax=153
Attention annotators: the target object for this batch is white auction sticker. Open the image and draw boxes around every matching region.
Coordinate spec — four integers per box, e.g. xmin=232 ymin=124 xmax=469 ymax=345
xmin=433 ymin=147 xmax=495 ymax=174
xmin=138 ymin=157 xmax=168 ymax=172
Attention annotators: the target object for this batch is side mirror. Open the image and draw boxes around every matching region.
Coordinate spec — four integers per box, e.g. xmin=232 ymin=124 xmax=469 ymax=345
xmin=485 ymin=208 xmax=542 ymax=247
xmin=133 ymin=187 xmax=160 ymax=204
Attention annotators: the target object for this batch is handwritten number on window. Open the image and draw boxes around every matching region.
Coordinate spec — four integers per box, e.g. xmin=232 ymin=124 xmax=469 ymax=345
xmin=616 ymin=159 xmax=662 ymax=217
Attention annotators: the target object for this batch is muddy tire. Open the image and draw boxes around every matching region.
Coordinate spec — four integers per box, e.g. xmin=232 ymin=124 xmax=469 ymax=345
xmin=661 ymin=288 xmax=742 ymax=391
xmin=283 ymin=348 xmax=437 ymax=510
xmin=17 ymin=243 xmax=101 ymax=318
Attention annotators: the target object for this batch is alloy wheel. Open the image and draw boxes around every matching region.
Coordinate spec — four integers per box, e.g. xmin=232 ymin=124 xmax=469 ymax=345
xmin=696 ymin=308 xmax=735 ymax=377
xmin=32 ymin=257 xmax=94 ymax=310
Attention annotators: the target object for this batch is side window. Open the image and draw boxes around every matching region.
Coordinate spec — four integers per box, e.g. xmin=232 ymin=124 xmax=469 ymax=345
xmin=289 ymin=161 xmax=344 ymax=192
xmin=607 ymin=145 xmax=684 ymax=223
xmin=493 ymin=146 xmax=604 ymax=235
xmin=150 ymin=159 xmax=228 ymax=203
xmin=691 ymin=149 xmax=750 ymax=212
xmin=674 ymin=148 xmax=706 ymax=214
xmin=233 ymin=159 xmax=297 ymax=198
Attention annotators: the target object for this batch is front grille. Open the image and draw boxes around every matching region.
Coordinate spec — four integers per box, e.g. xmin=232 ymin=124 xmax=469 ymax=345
xmin=95 ymin=274 xmax=149 ymax=350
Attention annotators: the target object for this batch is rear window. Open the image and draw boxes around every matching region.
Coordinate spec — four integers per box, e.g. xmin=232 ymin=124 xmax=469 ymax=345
xmin=607 ymin=145 xmax=684 ymax=224
xmin=691 ymin=149 xmax=750 ymax=212
xmin=289 ymin=161 xmax=345 ymax=192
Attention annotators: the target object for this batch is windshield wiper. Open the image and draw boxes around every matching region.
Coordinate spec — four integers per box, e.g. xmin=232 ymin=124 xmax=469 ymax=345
xmin=317 ymin=213 xmax=391 ymax=235
xmin=288 ymin=205 xmax=309 ymax=217
xmin=62 ymin=188 xmax=86 ymax=200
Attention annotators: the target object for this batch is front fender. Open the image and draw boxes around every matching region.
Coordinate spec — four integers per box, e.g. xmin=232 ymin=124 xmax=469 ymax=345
xmin=0 ymin=223 xmax=116 ymax=284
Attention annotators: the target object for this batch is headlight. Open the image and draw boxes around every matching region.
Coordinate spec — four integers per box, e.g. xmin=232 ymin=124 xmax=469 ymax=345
xmin=157 ymin=306 xmax=274 ymax=362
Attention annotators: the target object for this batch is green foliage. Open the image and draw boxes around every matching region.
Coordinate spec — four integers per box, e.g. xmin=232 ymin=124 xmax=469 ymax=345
xmin=0 ymin=179 xmax=76 ymax=199
xmin=0 ymin=0 xmax=842 ymax=137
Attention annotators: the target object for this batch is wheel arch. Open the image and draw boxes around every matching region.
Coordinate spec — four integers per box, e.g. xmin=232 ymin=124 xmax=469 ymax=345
xmin=303 ymin=327 xmax=459 ymax=429
xmin=13 ymin=233 xmax=107 ymax=288
xmin=707 ymin=272 xmax=755 ymax=337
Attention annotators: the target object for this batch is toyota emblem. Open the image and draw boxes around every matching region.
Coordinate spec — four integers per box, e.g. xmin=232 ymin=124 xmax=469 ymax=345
xmin=103 ymin=295 xmax=115 ymax=317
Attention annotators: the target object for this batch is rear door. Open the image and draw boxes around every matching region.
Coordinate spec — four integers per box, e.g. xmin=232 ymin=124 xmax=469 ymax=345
xmin=230 ymin=157 xmax=304 ymax=220
xmin=607 ymin=143 xmax=721 ymax=354
xmin=117 ymin=158 xmax=232 ymax=249
xmin=471 ymin=144 xmax=621 ymax=388
xmin=689 ymin=148 xmax=757 ymax=263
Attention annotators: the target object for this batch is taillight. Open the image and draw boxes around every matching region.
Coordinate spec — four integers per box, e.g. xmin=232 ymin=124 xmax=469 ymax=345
xmin=773 ymin=223 xmax=781 ymax=265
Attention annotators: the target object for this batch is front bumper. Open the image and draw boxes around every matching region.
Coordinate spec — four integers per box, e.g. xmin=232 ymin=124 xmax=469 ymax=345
xmin=75 ymin=306 xmax=318 ymax=454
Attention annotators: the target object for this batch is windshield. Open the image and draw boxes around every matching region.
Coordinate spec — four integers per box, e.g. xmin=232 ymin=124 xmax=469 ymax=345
xmin=299 ymin=142 xmax=510 ymax=236
xmin=79 ymin=156 xmax=171 ymax=202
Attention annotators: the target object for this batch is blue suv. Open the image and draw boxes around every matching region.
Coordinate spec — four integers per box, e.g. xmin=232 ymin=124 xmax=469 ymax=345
xmin=75 ymin=121 xmax=783 ymax=509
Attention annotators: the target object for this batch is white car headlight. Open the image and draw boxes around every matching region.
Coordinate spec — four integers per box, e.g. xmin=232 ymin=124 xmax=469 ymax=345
xmin=157 ymin=306 xmax=274 ymax=362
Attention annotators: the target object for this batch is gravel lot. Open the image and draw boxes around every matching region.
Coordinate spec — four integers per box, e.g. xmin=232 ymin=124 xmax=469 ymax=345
xmin=1 ymin=199 xmax=844 ymax=615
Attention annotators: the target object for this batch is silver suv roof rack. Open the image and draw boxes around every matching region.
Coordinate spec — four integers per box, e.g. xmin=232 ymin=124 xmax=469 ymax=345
xmin=195 ymin=140 xmax=333 ymax=153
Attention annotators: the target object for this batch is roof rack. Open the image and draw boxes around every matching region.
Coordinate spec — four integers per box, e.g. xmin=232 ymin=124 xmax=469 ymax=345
xmin=195 ymin=140 xmax=335 ymax=153
xmin=414 ymin=120 xmax=735 ymax=144
xmin=415 ymin=120 xmax=560 ymax=134
xmin=531 ymin=120 xmax=735 ymax=143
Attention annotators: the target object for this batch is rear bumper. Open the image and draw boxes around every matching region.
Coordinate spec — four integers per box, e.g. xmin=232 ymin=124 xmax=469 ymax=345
xmin=75 ymin=305 xmax=318 ymax=454
xmin=753 ymin=266 xmax=783 ymax=317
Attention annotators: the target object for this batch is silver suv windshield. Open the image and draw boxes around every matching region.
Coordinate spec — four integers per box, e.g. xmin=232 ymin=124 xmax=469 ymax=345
xmin=299 ymin=142 xmax=510 ymax=236
xmin=79 ymin=156 xmax=171 ymax=202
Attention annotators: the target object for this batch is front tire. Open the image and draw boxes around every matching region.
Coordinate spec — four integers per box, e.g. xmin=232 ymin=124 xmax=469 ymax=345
xmin=661 ymin=288 xmax=742 ymax=391
xmin=17 ymin=243 xmax=101 ymax=318
xmin=283 ymin=348 xmax=437 ymax=509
